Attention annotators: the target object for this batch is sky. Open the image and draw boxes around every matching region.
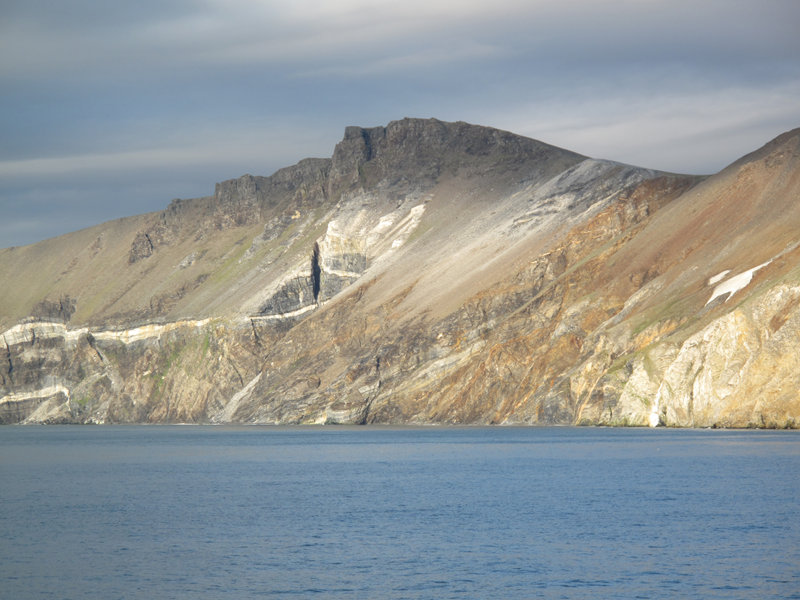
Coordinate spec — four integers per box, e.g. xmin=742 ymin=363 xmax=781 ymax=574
xmin=1 ymin=0 xmax=799 ymax=248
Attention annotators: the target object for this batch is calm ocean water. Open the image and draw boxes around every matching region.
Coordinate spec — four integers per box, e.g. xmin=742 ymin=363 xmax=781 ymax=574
xmin=1 ymin=426 xmax=798 ymax=599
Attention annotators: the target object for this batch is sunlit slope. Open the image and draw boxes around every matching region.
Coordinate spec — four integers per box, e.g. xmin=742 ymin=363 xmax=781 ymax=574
xmin=0 ymin=120 xmax=584 ymax=330
xmin=2 ymin=119 xmax=798 ymax=427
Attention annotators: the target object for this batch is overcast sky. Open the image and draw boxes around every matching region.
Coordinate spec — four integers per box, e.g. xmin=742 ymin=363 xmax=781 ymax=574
xmin=1 ymin=0 xmax=798 ymax=248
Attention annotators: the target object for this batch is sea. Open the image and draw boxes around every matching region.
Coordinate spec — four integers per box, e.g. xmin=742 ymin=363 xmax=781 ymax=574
xmin=1 ymin=425 xmax=798 ymax=599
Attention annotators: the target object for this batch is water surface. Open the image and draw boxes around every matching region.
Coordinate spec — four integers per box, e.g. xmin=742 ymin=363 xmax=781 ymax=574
xmin=1 ymin=426 xmax=798 ymax=599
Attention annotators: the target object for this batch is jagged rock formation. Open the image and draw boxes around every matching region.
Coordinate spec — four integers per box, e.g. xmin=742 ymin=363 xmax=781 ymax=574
xmin=1 ymin=118 xmax=799 ymax=426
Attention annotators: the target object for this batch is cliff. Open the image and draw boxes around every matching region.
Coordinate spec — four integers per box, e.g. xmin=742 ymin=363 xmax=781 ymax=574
xmin=1 ymin=118 xmax=798 ymax=426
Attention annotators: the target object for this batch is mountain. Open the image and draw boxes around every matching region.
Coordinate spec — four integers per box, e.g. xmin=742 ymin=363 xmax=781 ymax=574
xmin=2 ymin=118 xmax=799 ymax=427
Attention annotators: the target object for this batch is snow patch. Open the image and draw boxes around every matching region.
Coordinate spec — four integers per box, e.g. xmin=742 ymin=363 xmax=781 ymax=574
xmin=708 ymin=270 xmax=731 ymax=286
xmin=706 ymin=261 xmax=771 ymax=306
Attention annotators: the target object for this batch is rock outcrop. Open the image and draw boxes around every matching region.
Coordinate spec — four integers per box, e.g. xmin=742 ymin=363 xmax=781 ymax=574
xmin=1 ymin=118 xmax=798 ymax=426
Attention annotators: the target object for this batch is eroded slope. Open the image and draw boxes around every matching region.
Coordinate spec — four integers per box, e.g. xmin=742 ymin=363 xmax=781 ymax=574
xmin=2 ymin=120 xmax=798 ymax=427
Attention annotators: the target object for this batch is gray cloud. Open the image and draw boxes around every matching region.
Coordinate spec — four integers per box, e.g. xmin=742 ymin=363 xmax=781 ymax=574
xmin=1 ymin=0 xmax=798 ymax=247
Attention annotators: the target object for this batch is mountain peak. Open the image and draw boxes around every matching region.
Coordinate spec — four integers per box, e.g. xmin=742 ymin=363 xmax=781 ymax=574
xmin=727 ymin=126 xmax=800 ymax=171
xmin=329 ymin=117 xmax=586 ymax=196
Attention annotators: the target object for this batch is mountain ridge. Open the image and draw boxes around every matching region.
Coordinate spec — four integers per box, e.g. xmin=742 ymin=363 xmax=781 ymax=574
xmin=2 ymin=118 xmax=798 ymax=427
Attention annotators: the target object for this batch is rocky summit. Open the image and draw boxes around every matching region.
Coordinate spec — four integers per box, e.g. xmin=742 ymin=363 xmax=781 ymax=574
xmin=2 ymin=118 xmax=799 ymax=427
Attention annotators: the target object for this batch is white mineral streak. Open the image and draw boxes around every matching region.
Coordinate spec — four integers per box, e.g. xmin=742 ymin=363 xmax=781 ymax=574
xmin=0 ymin=384 xmax=71 ymax=406
xmin=373 ymin=214 xmax=396 ymax=234
xmin=251 ymin=201 xmax=426 ymax=321
xmin=706 ymin=261 xmax=771 ymax=306
xmin=322 ymin=266 xmax=363 ymax=278
xmin=510 ymin=160 xmax=650 ymax=234
xmin=91 ymin=319 xmax=211 ymax=343
xmin=405 ymin=340 xmax=486 ymax=390
xmin=321 ymin=215 xmax=366 ymax=254
xmin=365 ymin=203 xmax=425 ymax=251
xmin=250 ymin=303 xmax=321 ymax=321
xmin=389 ymin=204 xmax=425 ymax=248
xmin=1 ymin=321 xmax=88 ymax=346
xmin=213 ymin=372 xmax=263 ymax=422
xmin=1 ymin=319 xmax=211 ymax=347
xmin=0 ymin=319 xmax=213 ymax=411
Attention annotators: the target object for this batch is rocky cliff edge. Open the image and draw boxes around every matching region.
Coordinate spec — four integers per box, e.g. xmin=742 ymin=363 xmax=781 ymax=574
xmin=1 ymin=119 xmax=798 ymax=427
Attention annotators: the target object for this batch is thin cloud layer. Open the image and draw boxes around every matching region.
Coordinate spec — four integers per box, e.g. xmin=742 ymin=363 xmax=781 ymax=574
xmin=488 ymin=80 xmax=800 ymax=173
xmin=1 ymin=0 xmax=798 ymax=247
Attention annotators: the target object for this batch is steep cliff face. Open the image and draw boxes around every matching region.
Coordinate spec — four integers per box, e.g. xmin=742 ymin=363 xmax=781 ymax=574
xmin=1 ymin=119 xmax=798 ymax=426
